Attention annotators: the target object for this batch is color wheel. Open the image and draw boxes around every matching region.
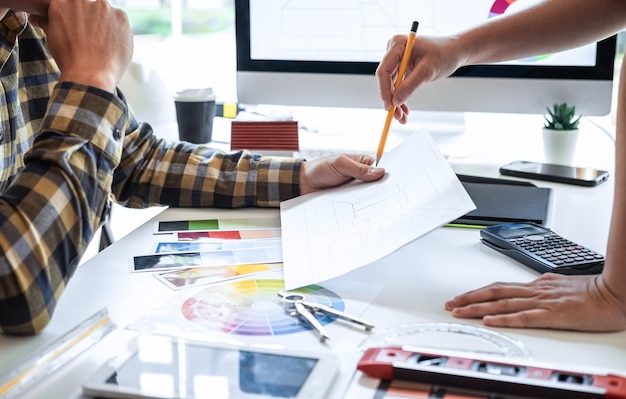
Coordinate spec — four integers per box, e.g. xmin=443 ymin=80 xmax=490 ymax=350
xmin=489 ymin=0 xmax=549 ymax=62
xmin=181 ymin=279 xmax=345 ymax=336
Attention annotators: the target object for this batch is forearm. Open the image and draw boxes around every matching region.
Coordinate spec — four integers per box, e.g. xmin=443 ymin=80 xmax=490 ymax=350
xmin=602 ymin=60 xmax=626 ymax=313
xmin=111 ymin=126 xmax=302 ymax=209
xmin=453 ymin=0 xmax=626 ymax=66
xmin=0 ymin=83 xmax=128 ymax=335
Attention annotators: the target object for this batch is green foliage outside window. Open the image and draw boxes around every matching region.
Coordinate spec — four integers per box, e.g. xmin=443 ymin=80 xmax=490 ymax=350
xmin=124 ymin=7 xmax=234 ymax=36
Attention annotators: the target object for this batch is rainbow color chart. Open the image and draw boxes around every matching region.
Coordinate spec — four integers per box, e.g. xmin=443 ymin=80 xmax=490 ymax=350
xmin=181 ymin=279 xmax=345 ymax=336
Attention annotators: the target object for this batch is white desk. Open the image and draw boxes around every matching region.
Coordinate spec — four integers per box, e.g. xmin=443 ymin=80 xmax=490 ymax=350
xmin=0 ymin=112 xmax=623 ymax=399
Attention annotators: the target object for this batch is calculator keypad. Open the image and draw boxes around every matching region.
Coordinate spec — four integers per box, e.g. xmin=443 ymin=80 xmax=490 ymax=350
xmin=509 ymin=233 xmax=604 ymax=267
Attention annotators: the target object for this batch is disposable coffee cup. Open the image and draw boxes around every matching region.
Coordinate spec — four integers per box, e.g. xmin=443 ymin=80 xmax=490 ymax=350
xmin=174 ymin=88 xmax=217 ymax=144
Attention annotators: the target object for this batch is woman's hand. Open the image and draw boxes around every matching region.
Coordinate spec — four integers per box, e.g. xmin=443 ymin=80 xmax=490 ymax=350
xmin=376 ymin=35 xmax=463 ymax=124
xmin=445 ymin=273 xmax=626 ymax=332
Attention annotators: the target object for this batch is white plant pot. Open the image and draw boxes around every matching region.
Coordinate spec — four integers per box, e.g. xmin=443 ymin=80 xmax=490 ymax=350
xmin=542 ymin=127 xmax=579 ymax=165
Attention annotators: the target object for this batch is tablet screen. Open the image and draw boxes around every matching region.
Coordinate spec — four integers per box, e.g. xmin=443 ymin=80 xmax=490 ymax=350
xmin=90 ymin=336 xmax=323 ymax=398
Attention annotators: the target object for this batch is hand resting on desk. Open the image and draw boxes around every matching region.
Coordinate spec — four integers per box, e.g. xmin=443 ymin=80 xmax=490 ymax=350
xmin=445 ymin=273 xmax=626 ymax=332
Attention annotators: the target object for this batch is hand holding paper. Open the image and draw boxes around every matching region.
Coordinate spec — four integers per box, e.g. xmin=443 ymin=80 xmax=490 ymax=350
xmin=280 ymin=129 xmax=476 ymax=290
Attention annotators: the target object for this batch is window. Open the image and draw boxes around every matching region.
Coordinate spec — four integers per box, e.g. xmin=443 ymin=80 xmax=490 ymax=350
xmin=114 ymin=0 xmax=237 ymax=102
xmin=115 ymin=3 xmax=625 ymax=122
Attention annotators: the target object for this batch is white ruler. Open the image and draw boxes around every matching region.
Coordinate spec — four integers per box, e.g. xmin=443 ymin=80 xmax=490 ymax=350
xmin=0 ymin=308 xmax=116 ymax=399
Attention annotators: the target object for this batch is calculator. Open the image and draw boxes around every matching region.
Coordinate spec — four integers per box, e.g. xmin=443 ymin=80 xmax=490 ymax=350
xmin=480 ymin=222 xmax=604 ymax=275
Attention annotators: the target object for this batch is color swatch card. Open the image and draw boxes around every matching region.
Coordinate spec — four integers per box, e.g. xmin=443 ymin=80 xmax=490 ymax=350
xmin=177 ymin=228 xmax=281 ymax=241
xmin=153 ymin=238 xmax=282 ymax=254
xmin=153 ymin=217 xmax=281 ymax=234
xmin=129 ymin=247 xmax=283 ymax=273
xmin=154 ymin=262 xmax=284 ymax=290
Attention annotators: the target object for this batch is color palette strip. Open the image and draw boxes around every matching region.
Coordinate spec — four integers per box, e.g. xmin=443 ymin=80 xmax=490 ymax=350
xmin=155 ymin=238 xmax=282 ymax=254
xmin=177 ymin=229 xmax=282 ymax=241
xmin=155 ymin=263 xmax=284 ymax=290
xmin=154 ymin=217 xmax=281 ymax=234
xmin=488 ymin=0 xmax=515 ymax=17
xmin=132 ymin=246 xmax=284 ymax=273
xmin=181 ymin=279 xmax=345 ymax=336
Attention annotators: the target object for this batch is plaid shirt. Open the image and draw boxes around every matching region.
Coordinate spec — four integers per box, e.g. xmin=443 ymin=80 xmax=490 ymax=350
xmin=0 ymin=12 xmax=301 ymax=335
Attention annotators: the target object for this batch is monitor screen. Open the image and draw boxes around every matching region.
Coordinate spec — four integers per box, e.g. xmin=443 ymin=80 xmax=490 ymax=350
xmin=235 ymin=0 xmax=616 ymax=116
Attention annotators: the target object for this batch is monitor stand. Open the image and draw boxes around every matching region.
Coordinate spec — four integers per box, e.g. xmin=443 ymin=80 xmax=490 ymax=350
xmin=390 ymin=110 xmax=468 ymax=158
xmin=253 ymin=106 xmax=469 ymax=159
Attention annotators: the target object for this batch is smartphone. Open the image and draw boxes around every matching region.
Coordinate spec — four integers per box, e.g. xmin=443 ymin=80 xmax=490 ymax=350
xmin=499 ymin=160 xmax=609 ymax=187
xmin=82 ymin=335 xmax=339 ymax=399
xmin=480 ymin=222 xmax=604 ymax=275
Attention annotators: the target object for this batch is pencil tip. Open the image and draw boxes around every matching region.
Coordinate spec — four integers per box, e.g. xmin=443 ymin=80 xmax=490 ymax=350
xmin=375 ymin=156 xmax=380 ymax=166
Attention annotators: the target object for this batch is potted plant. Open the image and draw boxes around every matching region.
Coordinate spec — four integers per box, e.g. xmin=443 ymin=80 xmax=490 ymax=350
xmin=542 ymin=102 xmax=581 ymax=165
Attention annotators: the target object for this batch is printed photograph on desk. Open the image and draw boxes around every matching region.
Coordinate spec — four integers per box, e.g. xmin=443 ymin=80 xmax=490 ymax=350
xmin=153 ymin=216 xmax=281 ymax=234
xmin=129 ymin=246 xmax=283 ymax=273
xmin=154 ymin=262 xmax=284 ymax=290
xmin=126 ymin=270 xmax=382 ymax=350
xmin=153 ymin=238 xmax=282 ymax=254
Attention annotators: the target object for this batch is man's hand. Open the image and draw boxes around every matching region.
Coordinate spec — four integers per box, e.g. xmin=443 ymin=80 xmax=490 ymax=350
xmin=29 ymin=0 xmax=132 ymax=93
xmin=445 ymin=273 xmax=626 ymax=332
xmin=299 ymin=154 xmax=385 ymax=195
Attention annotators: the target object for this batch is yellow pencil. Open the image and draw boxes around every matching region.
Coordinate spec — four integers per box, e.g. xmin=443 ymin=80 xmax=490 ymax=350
xmin=376 ymin=21 xmax=419 ymax=166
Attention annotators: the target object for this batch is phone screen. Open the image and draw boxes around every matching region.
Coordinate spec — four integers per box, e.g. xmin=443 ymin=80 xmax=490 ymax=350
xmin=500 ymin=161 xmax=609 ymax=186
xmin=513 ymin=162 xmax=604 ymax=179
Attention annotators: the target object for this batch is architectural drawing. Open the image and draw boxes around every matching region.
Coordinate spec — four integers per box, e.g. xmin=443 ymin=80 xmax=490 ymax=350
xmin=280 ymin=130 xmax=476 ymax=289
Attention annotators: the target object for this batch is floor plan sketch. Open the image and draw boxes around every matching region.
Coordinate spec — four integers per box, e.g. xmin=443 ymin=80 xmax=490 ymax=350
xmin=280 ymin=129 xmax=476 ymax=289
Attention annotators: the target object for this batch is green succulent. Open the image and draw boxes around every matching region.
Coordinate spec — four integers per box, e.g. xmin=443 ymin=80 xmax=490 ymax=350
xmin=543 ymin=102 xmax=581 ymax=130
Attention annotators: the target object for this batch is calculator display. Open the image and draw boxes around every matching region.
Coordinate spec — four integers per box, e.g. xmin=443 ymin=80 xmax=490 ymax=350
xmin=488 ymin=223 xmax=547 ymax=239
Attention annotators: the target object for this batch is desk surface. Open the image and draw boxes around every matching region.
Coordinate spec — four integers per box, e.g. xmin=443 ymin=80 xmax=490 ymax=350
xmin=0 ymin=112 xmax=623 ymax=399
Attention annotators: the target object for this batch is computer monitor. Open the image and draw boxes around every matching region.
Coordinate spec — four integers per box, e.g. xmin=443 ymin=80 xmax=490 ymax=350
xmin=235 ymin=0 xmax=616 ymax=128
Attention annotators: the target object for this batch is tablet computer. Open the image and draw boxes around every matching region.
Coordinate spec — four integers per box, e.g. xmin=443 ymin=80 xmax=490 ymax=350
xmin=82 ymin=335 xmax=339 ymax=399
xmin=450 ymin=175 xmax=553 ymax=227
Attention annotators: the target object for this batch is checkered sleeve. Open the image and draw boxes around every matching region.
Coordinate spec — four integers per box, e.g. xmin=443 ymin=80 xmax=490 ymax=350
xmin=111 ymin=122 xmax=303 ymax=209
xmin=0 ymin=82 xmax=128 ymax=335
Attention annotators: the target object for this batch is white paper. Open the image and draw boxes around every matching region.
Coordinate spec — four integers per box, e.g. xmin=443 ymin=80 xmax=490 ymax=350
xmin=280 ymin=129 xmax=476 ymax=290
